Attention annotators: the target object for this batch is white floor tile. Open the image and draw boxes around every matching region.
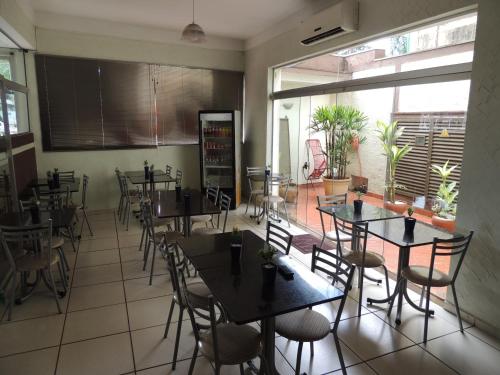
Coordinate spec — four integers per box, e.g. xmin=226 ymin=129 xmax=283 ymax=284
xmin=68 ymin=281 xmax=125 ymax=312
xmin=0 ymin=347 xmax=58 ymax=375
xmin=128 ymin=295 xmax=177 ymax=331
xmin=123 ymin=274 xmax=173 ymax=302
xmin=78 ymin=237 xmax=118 ymax=252
xmin=76 ymin=248 xmax=120 ymax=268
xmin=72 ymin=263 xmax=123 ymax=287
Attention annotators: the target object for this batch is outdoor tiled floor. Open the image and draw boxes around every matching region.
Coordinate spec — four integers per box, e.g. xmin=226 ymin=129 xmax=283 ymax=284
xmin=291 ymin=184 xmax=449 ymax=299
xmin=0 ymin=207 xmax=498 ymax=375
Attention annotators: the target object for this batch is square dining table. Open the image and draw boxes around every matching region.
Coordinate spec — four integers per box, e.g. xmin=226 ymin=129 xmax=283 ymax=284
xmin=125 ymin=170 xmax=177 ymax=194
xmin=317 ymin=202 xmax=403 ymax=224
xmin=178 ymin=230 xmax=347 ymax=374
xmin=22 ymin=177 xmax=81 ymax=198
xmin=365 ymin=218 xmax=462 ymax=324
xmin=151 ymin=189 xmax=220 ymax=235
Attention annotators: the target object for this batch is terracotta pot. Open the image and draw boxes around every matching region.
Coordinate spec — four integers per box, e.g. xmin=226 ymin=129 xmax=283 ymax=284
xmin=279 ymin=184 xmax=298 ymax=203
xmin=432 ymin=215 xmax=456 ymax=232
xmin=323 ymin=177 xmax=350 ymax=196
xmin=383 ymin=200 xmax=409 ymax=214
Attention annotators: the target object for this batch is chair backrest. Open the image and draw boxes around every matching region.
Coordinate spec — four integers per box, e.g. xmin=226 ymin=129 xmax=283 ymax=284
xmin=32 ymin=185 xmax=70 ymax=210
xmin=430 ymin=231 xmax=474 ymax=284
xmin=141 ymin=200 xmax=161 ymax=246
xmin=305 ymin=139 xmax=327 ymax=179
xmin=0 ymin=220 xmax=53 ymax=271
xmin=175 ymin=169 xmax=182 ymax=185
xmin=206 ymin=185 xmax=219 ymax=205
xmin=165 ymin=165 xmax=172 ymax=176
xmin=215 ymin=192 xmax=231 ymax=232
xmin=246 ymin=166 xmax=265 ymax=190
xmin=332 ymin=212 xmax=368 ymax=254
xmin=118 ymin=175 xmax=130 ymax=199
xmin=311 ymin=245 xmax=355 ymax=329
xmin=317 ymin=194 xmax=348 ymax=235
xmin=267 ymin=176 xmax=289 ymax=197
xmin=58 ymin=171 xmax=75 ymax=182
xmin=81 ymin=175 xmax=90 ymax=207
xmin=266 ymin=221 xmax=293 ymax=255
xmin=165 ymin=248 xmax=185 ymax=307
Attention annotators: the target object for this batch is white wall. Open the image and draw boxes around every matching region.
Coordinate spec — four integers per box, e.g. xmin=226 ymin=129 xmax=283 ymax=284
xmin=26 ymin=28 xmax=244 ymax=210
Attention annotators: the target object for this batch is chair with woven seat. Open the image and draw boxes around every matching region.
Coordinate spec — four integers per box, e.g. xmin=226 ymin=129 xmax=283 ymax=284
xmin=317 ymin=194 xmax=350 ymax=251
xmin=163 ymin=249 xmax=217 ymax=370
xmin=191 ymin=185 xmax=219 ymax=228
xmin=266 ymin=221 xmax=293 ymax=255
xmin=192 ymin=192 xmax=231 ymax=236
xmin=332 ymin=213 xmax=390 ymax=316
xmin=275 ymin=245 xmax=355 ymax=375
xmin=0 ymin=220 xmax=67 ymax=321
xmin=245 ymin=166 xmax=265 ymax=215
xmin=388 ymin=231 xmax=474 ymax=343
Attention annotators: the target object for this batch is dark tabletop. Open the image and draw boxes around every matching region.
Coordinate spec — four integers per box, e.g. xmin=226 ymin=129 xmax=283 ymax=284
xmin=366 ymin=217 xmax=462 ymax=248
xmin=179 ymin=230 xmax=345 ymax=324
xmin=318 ymin=203 xmax=402 ymax=223
xmin=126 ymin=171 xmax=176 ymax=185
xmin=0 ymin=208 xmax=76 ymax=228
xmin=26 ymin=177 xmax=80 ymax=196
xmin=151 ymin=189 xmax=220 ymax=218
xmin=248 ymin=173 xmax=283 ymax=182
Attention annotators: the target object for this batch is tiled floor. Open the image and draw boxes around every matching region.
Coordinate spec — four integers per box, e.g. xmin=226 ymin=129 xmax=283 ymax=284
xmin=0 ymin=207 xmax=499 ymax=375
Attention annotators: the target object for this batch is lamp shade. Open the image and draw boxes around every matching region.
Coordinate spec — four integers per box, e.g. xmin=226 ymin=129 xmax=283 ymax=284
xmin=181 ymin=23 xmax=206 ymax=43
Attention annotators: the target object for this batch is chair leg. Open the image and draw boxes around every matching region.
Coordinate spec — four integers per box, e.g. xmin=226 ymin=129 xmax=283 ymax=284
xmin=149 ymin=243 xmax=158 ymax=285
xmin=295 ymin=341 xmax=303 ymax=375
xmin=282 ymin=201 xmax=290 ymax=227
xmin=245 ymin=192 xmax=253 ymax=214
xmin=143 ymin=241 xmax=151 ymax=271
xmin=382 ymin=265 xmax=390 ymax=299
xmin=138 ymin=226 xmax=146 ymax=252
xmin=333 ymin=332 xmax=347 ymax=375
xmin=387 ymin=278 xmax=402 ymax=317
xmin=357 ymin=267 xmax=364 ymax=317
xmin=320 ymin=235 xmax=326 ymax=248
xmin=58 ymin=247 xmax=70 ymax=272
xmin=57 ymin=261 xmax=68 ymax=293
xmin=419 ymin=286 xmax=426 ymax=308
xmin=126 ymin=203 xmax=131 ymax=231
xmin=172 ymin=307 xmax=184 ymax=370
xmin=310 ymin=341 xmax=314 ymax=356
xmin=83 ymin=209 xmax=93 ymax=236
xmin=451 ymin=284 xmax=464 ymax=332
xmin=48 ymin=268 xmax=62 ymax=313
xmin=163 ymin=299 xmax=176 ymax=338
xmin=423 ymin=283 xmax=432 ymax=343
xmin=188 ymin=343 xmax=199 ymax=375
xmin=239 ymin=363 xmax=245 ymax=375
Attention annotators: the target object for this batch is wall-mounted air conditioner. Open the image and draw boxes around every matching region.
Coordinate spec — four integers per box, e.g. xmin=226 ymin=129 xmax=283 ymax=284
xmin=300 ymin=0 xmax=359 ymax=46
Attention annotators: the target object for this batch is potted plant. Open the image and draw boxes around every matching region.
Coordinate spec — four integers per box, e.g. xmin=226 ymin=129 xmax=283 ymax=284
xmin=353 ymin=190 xmax=364 ymax=214
xmin=309 ymin=105 xmax=367 ymax=196
xmin=144 ymin=160 xmax=149 ymax=180
xmin=258 ymin=243 xmax=278 ymax=284
xmin=376 ymin=120 xmax=412 ymax=214
xmin=431 ymin=161 xmax=458 ymax=232
xmin=404 ymin=207 xmax=416 ymax=234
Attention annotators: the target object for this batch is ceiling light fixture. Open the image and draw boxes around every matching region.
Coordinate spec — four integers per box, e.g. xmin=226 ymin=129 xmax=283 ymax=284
xmin=181 ymin=0 xmax=206 ymax=43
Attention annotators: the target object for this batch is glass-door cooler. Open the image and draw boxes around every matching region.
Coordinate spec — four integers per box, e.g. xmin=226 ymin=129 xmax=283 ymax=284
xmin=199 ymin=110 xmax=241 ymax=209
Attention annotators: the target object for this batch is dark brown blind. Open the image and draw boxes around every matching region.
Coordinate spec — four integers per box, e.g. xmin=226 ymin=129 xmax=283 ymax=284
xmin=36 ymin=54 xmax=243 ymax=150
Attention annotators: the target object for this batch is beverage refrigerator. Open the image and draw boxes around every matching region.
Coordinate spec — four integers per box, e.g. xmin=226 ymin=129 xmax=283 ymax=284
xmin=199 ymin=110 xmax=241 ymax=209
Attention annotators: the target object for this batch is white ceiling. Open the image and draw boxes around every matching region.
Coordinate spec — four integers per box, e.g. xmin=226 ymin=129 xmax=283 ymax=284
xmin=19 ymin=0 xmax=321 ymax=40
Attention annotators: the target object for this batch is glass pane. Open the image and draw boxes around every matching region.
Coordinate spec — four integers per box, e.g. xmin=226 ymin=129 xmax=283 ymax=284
xmin=0 ymin=48 xmax=26 ymax=85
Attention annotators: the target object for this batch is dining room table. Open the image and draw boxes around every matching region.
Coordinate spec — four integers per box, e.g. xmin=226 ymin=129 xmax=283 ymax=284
xmin=22 ymin=177 xmax=81 ymax=198
xmin=178 ymin=230 xmax=348 ymax=374
xmin=248 ymin=170 xmax=286 ymax=224
xmin=125 ymin=170 xmax=177 ymax=194
xmin=364 ymin=217 xmax=462 ymax=324
xmin=150 ymin=189 xmax=220 ymax=236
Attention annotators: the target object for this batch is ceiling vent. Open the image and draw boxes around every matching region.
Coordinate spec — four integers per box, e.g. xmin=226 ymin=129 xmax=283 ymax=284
xmin=300 ymin=0 xmax=359 ymax=46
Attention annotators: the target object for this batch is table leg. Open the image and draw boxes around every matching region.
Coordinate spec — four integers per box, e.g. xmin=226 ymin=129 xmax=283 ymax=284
xmin=183 ymin=215 xmax=192 ymax=237
xmin=367 ymin=245 xmax=405 ymax=305
xmin=260 ymin=317 xmax=280 ymax=375
xmin=16 ymin=271 xmax=40 ymax=304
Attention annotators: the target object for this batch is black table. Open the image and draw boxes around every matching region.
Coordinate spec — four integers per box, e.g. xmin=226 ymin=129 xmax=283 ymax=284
xmin=365 ymin=218 xmax=462 ymax=324
xmin=125 ymin=170 xmax=177 ymax=194
xmin=318 ymin=203 xmax=402 ymax=223
xmin=151 ymin=189 xmax=220 ymax=235
xmin=179 ymin=230 xmax=346 ymax=374
xmin=23 ymin=177 xmax=81 ymax=197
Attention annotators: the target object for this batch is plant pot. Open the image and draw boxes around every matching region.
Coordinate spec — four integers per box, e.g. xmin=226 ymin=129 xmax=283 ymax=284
xmin=432 ymin=215 xmax=456 ymax=232
xmin=262 ymin=262 xmax=277 ymax=285
xmin=279 ymin=184 xmax=298 ymax=204
xmin=144 ymin=166 xmax=149 ymax=180
xmin=384 ymin=200 xmax=409 ymax=214
xmin=353 ymin=199 xmax=363 ymax=214
xmin=404 ymin=217 xmax=416 ymax=233
xmin=230 ymin=243 xmax=242 ymax=263
xmin=323 ymin=177 xmax=350 ymax=196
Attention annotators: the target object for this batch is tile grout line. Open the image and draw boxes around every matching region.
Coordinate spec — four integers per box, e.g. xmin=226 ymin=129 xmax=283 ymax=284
xmin=116 ymin=211 xmax=138 ymax=373
xmin=53 ymin=215 xmax=83 ymax=375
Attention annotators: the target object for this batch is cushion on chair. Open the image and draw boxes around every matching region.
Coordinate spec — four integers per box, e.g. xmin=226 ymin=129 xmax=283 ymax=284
xmin=199 ymin=323 xmax=261 ymax=365
xmin=153 ymin=217 xmax=173 ymax=227
xmin=192 ymin=227 xmax=223 ymax=236
xmin=16 ymin=251 xmax=60 ymax=272
xmin=275 ymin=309 xmax=330 ymax=342
xmin=191 ymin=214 xmax=212 ymax=223
xmin=185 ymin=281 xmax=212 ymax=308
xmin=163 ymin=231 xmax=184 ymax=244
xmin=343 ymin=251 xmax=385 ymax=268
xmin=402 ymin=266 xmax=451 ymax=287
xmin=325 ymin=230 xmax=351 ymax=242
xmin=262 ymin=195 xmax=284 ymax=204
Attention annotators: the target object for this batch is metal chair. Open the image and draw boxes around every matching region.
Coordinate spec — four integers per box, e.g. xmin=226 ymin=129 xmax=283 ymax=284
xmin=388 ymin=231 xmax=474 ymax=343
xmin=58 ymin=170 xmax=75 ymax=182
xmin=163 ymin=249 xmax=214 ymax=370
xmin=119 ymin=175 xmax=140 ymax=231
xmin=192 ymin=192 xmax=231 ymax=235
xmin=72 ymin=174 xmax=92 ymax=236
xmin=140 ymin=200 xmax=167 ymax=285
xmin=0 ymin=220 xmax=66 ymax=321
xmin=260 ymin=176 xmax=290 ymax=227
xmin=266 ymin=221 xmax=293 ymax=255
xmin=164 ymin=165 xmax=173 ymax=190
xmin=191 ymin=185 xmax=219 ymax=228
xmin=275 ymin=245 xmax=355 ymax=375
xmin=175 ymin=169 xmax=183 ymax=186
xmin=245 ymin=166 xmax=265 ymax=215
xmin=317 ymin=194 xmax=350 ymax=250
xmin=332 ymin=215 xmax=390 ymax=316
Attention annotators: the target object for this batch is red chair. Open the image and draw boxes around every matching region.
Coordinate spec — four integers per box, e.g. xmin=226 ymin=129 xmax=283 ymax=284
xmin=305 ymin=139 xmax=326 ymax=183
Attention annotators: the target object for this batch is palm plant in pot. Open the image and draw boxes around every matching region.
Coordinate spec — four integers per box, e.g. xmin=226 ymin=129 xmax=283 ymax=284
xmin=431 ymin=161 xmax=458 ymax=232
xmin=309 ymin=105 xmax=367 ymax=196
xmin=376 ymin=120 xmax=412 ymax=214
xmin=258 ymin=243 xmax=278 ymax=285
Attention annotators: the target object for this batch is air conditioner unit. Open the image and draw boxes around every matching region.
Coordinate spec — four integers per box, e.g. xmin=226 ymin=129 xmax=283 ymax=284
xmin=300 ymin=0 xmax=359 ymax=46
